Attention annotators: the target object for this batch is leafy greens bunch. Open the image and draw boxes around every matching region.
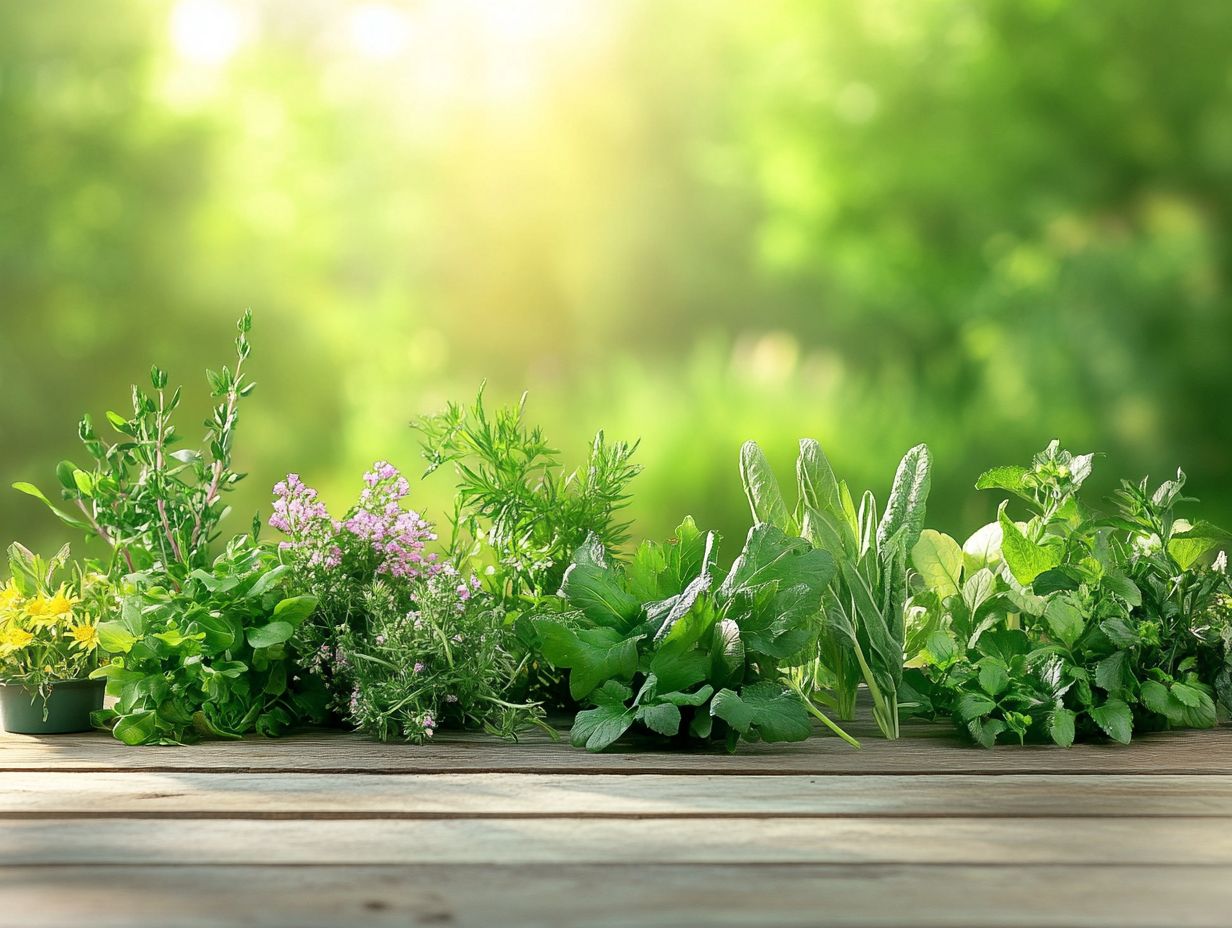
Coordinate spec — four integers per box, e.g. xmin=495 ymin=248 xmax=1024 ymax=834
xmin=739 ymin=440 xmax=932 ymax=740
xmin=91 ymin=537 xmax=323 ymax=744
xmin=905 ymin=441 xmax=1232 ymax=747
xmin=530 ymin=517 xmax=850 ymax=752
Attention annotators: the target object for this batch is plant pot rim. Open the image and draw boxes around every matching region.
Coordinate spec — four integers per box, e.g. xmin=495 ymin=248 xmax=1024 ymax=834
xmin=0 ymin=677 xmax=103 ymax=690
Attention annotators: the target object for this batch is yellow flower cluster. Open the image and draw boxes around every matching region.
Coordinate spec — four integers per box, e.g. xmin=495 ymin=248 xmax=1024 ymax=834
xmin=0 ymin=579 xmax=99 ymax=668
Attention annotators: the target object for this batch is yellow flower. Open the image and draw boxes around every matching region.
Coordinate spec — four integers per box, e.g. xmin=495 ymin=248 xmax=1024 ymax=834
xmin=25 ymin=587 xmax=77 ymax=628
xmin=0 ymin=626 xmax=34 ymax=655
xmin=0 ymin=582 xmax=21 ymax=613
xmin=70 ymin=623 xmax=100 ymax=651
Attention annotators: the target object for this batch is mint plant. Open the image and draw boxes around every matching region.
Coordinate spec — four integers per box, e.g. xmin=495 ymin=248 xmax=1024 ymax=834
xmin=905 ymin=442 xmax=1232 ymax=747
xmin=90 ymin=536 xmax=324 ymax=744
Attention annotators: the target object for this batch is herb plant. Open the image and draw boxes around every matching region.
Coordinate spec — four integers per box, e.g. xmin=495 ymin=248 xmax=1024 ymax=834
xmin=905 ymin=441 xmax=1231 ymax=747
xmin=739 ymin=439 xmax=932 ymax=739
xmin=413 ymin=387 xmax=641 ymax=609
xmin=531 ymin=517 xmax=854 ymax=752
xmin=270 ymin=464 xmax=544 ymax=742
xmin=90 ymin=536 xmax=323 ymax=744
xmin=14 ymin=311 xmax=257 ymax=579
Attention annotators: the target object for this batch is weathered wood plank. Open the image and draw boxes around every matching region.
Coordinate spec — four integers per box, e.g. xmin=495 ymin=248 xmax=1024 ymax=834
xmin=4 ymin=771 xmax=1231 ymax=817
xmin=0 ymin=864 xmax=1227 ymax=928
xmin=2 ymin=816 xmax=1229 ymax=865
xmin=3 ymin=724 xmax=1231 ymax=774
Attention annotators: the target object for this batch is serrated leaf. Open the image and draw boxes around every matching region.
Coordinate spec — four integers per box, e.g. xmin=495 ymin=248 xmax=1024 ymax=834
xmin=1168 ymin=521 xmax=1231 ymax=570
xmin=975 ymin=465 xmax=1032 ymax=499
xmin=955 ymin=691 xmax=997 ymax=722
xmin=1090 ymin=698 xmax=1133 ymax=744
xmin=1094 ymin=651 xmax=1130 ymax=696
xmin=709 ymin=682 xmax=811 ymax=743
xmin=977 ymin=658 xmax=1010 ymax=697
xmin=1049 ymin=707 xmax=1076 ymax=747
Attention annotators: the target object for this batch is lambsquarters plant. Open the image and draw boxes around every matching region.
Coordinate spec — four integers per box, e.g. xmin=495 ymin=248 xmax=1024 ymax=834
xmin=14 ymin=312 xmax=329 ymax=744
xmin=531 ymin=517 xmax=856 ymax=752
xmin=904 ymin=441 xmax=1232 ymax=747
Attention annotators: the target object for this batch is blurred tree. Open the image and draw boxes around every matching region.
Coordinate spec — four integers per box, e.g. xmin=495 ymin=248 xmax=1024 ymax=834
xmin=1 ymin=0 xmax=1228 ymax=561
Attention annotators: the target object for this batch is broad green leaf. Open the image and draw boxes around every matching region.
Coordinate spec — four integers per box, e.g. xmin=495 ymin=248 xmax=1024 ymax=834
xmin=977 ymin=658 xmax=1010 ymax=697
xmin=923 ymin=629 xmax=958 ymax=667
xmin=96 ymin=621 xmax=137 ymax=655
xmin=877 ymin=443 xmax=931 ymax=553
xmin=1094 ymin=651 xmax=1130 ymax=696
xmin=1043 ymin=594 xmax=1085 ymax=648
xmin=719 ymin=523 xmax=834 ymax=600
xmin=709 ymin=682 xmax=811 ymax=743
xmin=561 ymin=560 xmax=642 ymax=631
xmin=998 ymin=504 xmax=1061 ymax=585
xmin=570 ymin=681 xmax=635 ymax=752
xmin=1101 ymin=573 xmax=1142 ymax=608
xmin=962 ymin=522 xmax=1003 ymax=573
xmin=1140 ymin=680 xmax=1172 ymax=718
xmin=911 ymin=529 xmax=963 ymax=598
xmin=272 ymin=595 xmax=318 ymax=627
xmin=113 ymin=711 xmax=158 ymax=746
xmin=962 ymin=568 xmax=996 ymax=616
xmin=648 ymin=648 xmax=708 ymax=694
xmin=635 ymin=701 xmax=682 ymax=737
xmin=531 ymin=618 xmax=640 ymax=700
xmin=739 ymin=441 xmax=790 ymax=531
xmin=1090 ymin=698 xmax=1133 ymax=744
xmin=1049 ymin=707 xmax=1076 ymax=747
xmin=1168 ymin=521 xmax=1231 ymax=570
xmin=246 ymin=621 xmax=295 ymax=650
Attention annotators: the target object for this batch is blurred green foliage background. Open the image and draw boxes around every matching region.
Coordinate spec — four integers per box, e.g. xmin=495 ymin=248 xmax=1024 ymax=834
xmin=3 ymin=0 xmax=1230 ymax=562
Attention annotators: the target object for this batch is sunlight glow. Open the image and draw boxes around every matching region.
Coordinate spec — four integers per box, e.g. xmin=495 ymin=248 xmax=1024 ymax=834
xmin=169 ymin=0 xmax=247 ymax=65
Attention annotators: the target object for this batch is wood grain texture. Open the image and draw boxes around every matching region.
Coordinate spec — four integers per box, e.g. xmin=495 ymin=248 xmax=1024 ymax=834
xmin=1 ymin=864 xmax=1229 ymax=928
xmin=4 ymin=771 xmax=1232 ymax=817
xmin=3 ymin=722 xmax=1231 ymax=774
xmin=3 ymin=816 xmax=1230 ymax=865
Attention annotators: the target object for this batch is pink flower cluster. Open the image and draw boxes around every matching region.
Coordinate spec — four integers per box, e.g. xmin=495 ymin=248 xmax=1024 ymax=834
xmin=270 ymin=462 xmax=441 ymax=581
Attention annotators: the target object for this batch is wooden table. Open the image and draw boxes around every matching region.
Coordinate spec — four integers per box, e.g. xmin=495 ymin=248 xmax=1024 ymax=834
xmin=2 ymin=713 xmax=1230 ymax=927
